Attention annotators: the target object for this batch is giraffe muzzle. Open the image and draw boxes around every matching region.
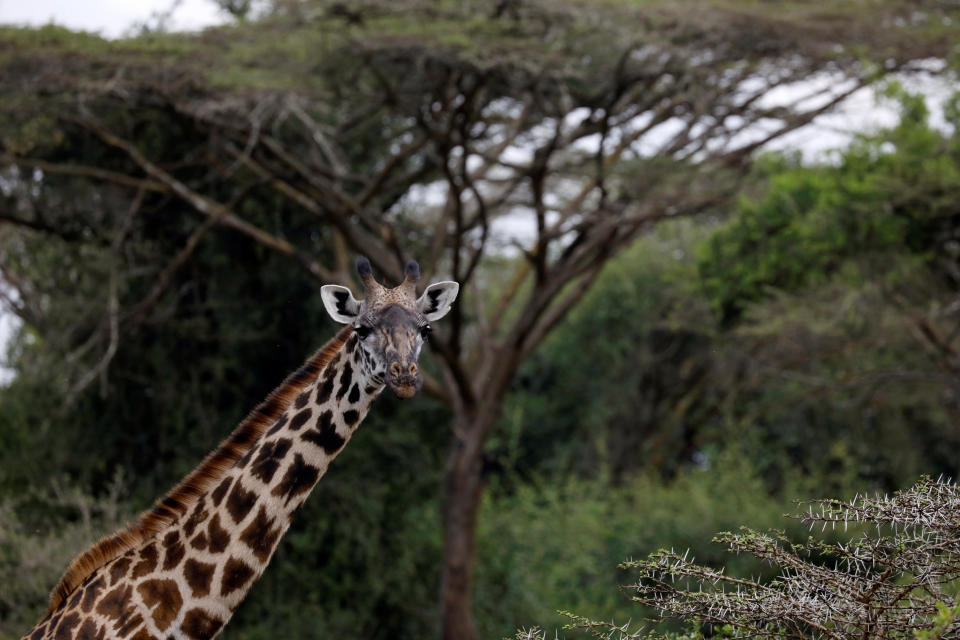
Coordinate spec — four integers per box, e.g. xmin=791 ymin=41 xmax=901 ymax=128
xmin=387 ymin=360 xmax=422 ymax=398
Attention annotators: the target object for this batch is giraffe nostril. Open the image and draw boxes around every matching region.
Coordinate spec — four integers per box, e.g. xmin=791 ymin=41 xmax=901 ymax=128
xmin=409 ymin=363 xmax=418 ymax=375
xmin=390 ymin=362 xmax=401 ymax=377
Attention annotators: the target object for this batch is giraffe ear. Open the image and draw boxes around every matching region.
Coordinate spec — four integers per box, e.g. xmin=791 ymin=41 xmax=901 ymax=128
xmin=321 ymin=285 xmax=363 ymax=324
xmin=417 ymin=281 xmax=459 ymax=321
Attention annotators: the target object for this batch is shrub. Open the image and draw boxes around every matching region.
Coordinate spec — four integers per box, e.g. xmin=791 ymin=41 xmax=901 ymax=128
xmin=0 ymin=475 xmax=130 ymax=640
xmin=523 ymin=477 xmax=960 ymax=640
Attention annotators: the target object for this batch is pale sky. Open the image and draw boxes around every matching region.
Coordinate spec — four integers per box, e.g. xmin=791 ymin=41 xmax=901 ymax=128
xmin=0 ymin=0 xmax=225 ymax=38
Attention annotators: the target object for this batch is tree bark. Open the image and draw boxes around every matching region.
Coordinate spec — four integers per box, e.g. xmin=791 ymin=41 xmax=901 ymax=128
xmin=439 ymin=344 xmax=517 ymax=640
xmin=441 ymin=423 xmax=485 ymax=640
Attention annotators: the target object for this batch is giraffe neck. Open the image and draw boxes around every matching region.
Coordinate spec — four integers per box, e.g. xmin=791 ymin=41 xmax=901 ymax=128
xmin=168 ymin=333 xmax=383 ymax=630
xmin=23 ymin=331 xmax=384 ymax=640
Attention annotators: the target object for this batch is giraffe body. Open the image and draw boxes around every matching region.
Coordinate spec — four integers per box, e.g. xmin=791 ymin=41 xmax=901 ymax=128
xmin=21 ymin=258 xmax=459 ymax=640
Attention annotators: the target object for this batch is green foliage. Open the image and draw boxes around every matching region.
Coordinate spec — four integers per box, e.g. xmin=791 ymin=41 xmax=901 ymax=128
xmin=0 ymin=476 xmax=131 ymax=640
xmin=474 ymin=453 xmax=835 ymax=639
xmin=687 ymin=87 xmax=960 ymax=489
xmin=499 ymin=90 xmax=960 ymax=638
xmin=914 ymin=600 xmax=960 ymax=640
xmin=698 ymin=83 xmax=960 ymax=324
xmin=500 ymin=220 xmax=717 ymax=481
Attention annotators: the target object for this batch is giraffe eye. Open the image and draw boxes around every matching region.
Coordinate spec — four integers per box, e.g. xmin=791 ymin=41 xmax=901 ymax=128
xmin=355 ymin=325 xmax=372 ymax=340
xmin=420 ymin=324 xmax=432 ymax=338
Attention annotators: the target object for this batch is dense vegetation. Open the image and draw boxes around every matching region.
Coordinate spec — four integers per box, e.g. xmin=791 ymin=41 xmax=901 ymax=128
xmin=2 ymin=1 xmax=960 ymax=638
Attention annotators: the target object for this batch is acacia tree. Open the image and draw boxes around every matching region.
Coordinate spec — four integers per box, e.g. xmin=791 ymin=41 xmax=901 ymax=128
xmin=513 ymin=477 xmax=960 ymax=640
xmin=629 ymin=478 xmax=960 ymax=640
xmin=2 ymin=1 xmax=959 ymax=637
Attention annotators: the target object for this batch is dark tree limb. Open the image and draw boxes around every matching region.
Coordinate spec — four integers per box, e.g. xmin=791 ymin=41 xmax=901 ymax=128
xmin=78 ymin=117 xmax=337 ymax=283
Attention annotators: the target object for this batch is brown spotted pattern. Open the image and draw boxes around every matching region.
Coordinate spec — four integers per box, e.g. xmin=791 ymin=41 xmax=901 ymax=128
xmin=183 ymin=559 xmax=216 ymax=598
xmin=44 ymin=325 xmax=354 ymax=615
xmin=137 ymin=579 xmax=182 ymax=630
xmin=225 ymin=482 xmax=257 ymax=524
xmin=220 ymin=558 xmax=255 ymax=597
xmin=22 ymin=325 xmax=385 ymax=640
xmin=182 ymin=609 xmax=223 ymax=640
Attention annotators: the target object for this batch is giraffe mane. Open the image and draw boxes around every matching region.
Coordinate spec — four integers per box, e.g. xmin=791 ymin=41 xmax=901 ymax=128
xmin=47 ymin=324 xmax=354 ymax=614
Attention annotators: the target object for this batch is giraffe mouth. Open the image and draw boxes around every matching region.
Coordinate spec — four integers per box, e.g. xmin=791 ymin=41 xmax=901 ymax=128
xmin=387 ymin=375 xmax=422 ymax=399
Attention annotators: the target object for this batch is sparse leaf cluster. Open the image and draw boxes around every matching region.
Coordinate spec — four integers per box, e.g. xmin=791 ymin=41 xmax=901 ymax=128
xmin=624 ymin=477 xmax=960 ymax=640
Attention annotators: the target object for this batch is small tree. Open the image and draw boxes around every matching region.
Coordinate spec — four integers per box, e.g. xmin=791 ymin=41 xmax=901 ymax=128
xmin=516 ymin=477 xmax=960 ymax=640
xmin=624 ymin=476 xmax=960 ymax=639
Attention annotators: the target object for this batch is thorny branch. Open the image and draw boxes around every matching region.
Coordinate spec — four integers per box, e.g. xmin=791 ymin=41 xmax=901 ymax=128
xmin=622 ymin=477 xmax=960 ymax=640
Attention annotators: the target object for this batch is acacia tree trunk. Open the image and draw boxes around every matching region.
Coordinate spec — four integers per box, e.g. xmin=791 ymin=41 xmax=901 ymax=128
xmin=441 ymin=423 xmax=486 ymax=640
xmin=439 ymin=348 xmax=518 ymax=640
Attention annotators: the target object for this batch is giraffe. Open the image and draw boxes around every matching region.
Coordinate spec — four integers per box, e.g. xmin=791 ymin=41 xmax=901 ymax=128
xmin=21 ymin=257 xmax=459 ymax=640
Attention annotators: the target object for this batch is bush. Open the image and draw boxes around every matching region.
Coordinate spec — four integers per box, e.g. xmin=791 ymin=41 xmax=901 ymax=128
xmin=0 ymin=475 xmax=131 ymax=640
xmin=525 ymin=476 xmax=960 ymax=640
xmin=476 ymin=452 xmax=859 ymax=639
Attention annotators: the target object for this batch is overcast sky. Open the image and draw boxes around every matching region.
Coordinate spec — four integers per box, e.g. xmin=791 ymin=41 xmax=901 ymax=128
xmin=0 ymin=0 xmax=224 ymax=37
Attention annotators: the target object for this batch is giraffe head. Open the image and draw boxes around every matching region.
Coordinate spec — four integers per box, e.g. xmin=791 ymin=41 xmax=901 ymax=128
xmin=320 ymin=257 xmax=459 ymax=398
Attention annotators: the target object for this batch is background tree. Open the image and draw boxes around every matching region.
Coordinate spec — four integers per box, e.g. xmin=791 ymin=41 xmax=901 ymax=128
xmin=507 ymin=85 xmax=960 ymax=639
xmin=513 ymin=84 xmax=960 ymax=495
xmin=2 ymin=2 xmax=960 ymax=638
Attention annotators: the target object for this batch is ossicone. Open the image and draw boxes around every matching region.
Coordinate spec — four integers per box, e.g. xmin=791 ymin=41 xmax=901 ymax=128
xmin=356 ymin=256 xmax=372 ymax=278
xmin=400 ymin=260 xmax=420 ymax=293
xmin=355 ymin=255 xmax=383 ymax=295
xmin=404 ymin=260 xmax=420 ymax=281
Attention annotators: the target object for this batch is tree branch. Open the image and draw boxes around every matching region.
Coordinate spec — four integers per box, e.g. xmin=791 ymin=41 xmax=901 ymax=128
xmin=0 ymin=153 xmax=166 ymax=192
xmin=78 ymin=117 xmax=336 ymax=283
